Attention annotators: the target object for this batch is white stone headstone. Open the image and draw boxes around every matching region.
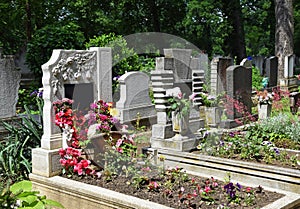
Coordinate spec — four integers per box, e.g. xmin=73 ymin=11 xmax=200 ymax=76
xmin=284 ymin=54 xmax=294 ymax=78
xmin=116 ymin=71 xmax=156 ymax=123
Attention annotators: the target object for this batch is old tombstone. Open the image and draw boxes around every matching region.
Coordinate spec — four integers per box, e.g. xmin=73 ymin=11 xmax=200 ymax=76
xmin=240 ymin=58 xmax=252 ymax=70
xmin=196 ymin=53 xmax=209 ymax=82
xmin=252 ymin=56 xmax=264 ymax=75
xmin=0 ymin=55 xmax=21 ymax=118
xmin=284 ymin=54 xmax=295 ymax=78
xmin=225 ymin=65 xmax=252 ymax=120
xmin=280 ymin=54 xmax=298 ymax=91
xmin=265 ymin=56 xmax=278 ymax=87
xmin=210 ymin=57 xmax=233 ymax=95
xmin=32 ymin=47 xmax=112 ymax=177
xmin=116 ymin=71 xmax=156 ymax=124
xmin=0 ymin=52 xmax=21 ymax=139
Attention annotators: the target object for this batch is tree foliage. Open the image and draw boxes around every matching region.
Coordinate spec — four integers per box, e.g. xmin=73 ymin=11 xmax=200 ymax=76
xmin=1 ymin=0 xmax=299 ymax=76
xmin=26 ymin=23 xmax=85 ymax=80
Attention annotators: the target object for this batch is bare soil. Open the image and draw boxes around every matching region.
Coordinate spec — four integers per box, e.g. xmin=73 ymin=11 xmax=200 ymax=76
xmin=62 ymin=168 xmax=284 ymax=209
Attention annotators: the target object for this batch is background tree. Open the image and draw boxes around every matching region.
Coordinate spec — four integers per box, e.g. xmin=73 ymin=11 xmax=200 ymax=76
xmin=221 ymin=0 xmax=246 ymax=63
xmin=275 ymin=0 xmax=294 ymax=81
xmin=242 ymin=0 xmax=275 ymax=56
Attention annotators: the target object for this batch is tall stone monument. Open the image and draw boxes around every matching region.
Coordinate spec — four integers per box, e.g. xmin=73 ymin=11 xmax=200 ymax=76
xmin=32 ymin=47 xmax=112 ymax=177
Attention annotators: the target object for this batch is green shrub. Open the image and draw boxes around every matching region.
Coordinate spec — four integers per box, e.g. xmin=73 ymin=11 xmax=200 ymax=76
xmin=252 ymin=66 xmax=263 ymax=90
xmin=0 ymin=99 xmax=43 ymax=183
xmin=85 ymin=33 xmax=156 ymax=93
xmin=26 ymin=23 xmax=85 ymax=81
xmin=0 ymin=180 xmax=64 ymax=208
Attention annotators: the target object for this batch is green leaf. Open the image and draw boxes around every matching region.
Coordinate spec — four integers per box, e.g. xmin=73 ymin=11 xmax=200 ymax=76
xmin=42 ymin=199 xmax=65 ymax=208
xmin=10 ymin=180 xmax=32 ymax=195
xmin=18 ymin=194 xmax=38 ymax=205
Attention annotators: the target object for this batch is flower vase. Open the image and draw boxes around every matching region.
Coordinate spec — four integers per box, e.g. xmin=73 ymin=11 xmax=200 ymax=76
xmin=204 ymin=107 xmax=222 ymax=126
xmin=258 ymin=103 xmax=272 ymax=119
xmin=172 ymin=111 xmax=189 ymax=136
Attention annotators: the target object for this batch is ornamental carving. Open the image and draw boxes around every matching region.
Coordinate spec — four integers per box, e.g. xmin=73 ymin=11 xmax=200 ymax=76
xmin=51 ymin=51 xmax=96 ymax=95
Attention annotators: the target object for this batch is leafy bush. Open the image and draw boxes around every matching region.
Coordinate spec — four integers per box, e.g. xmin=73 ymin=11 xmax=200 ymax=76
xmin=0 ymin=180 xmax=64 ymax=209
xmin=85 ymin=33 xmax=156 ymax=93
xmin=26 ymin=23 xmax=85 ymax=81
xmin=257 ymin=113 xmax=300 ymax=144
xmin=0 ymin=100 xmax=43 ymax=183
xmin=252 ymin=66 xmax=263 ymax=90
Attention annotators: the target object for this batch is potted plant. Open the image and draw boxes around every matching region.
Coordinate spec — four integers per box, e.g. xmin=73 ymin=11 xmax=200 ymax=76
xmin=167 ymin=92 xmax=195 ymax=136
xmin=256 ymin=90 xmax=273 ymax=119
xmin=199 ymin=92 xmax=224 ymax=126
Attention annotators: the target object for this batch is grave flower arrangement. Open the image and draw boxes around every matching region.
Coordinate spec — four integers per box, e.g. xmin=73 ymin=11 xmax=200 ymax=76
xmin=53 ymin=98 xmax=136 ymax=176
xmin=199 ymin=92 xmax=224 ymax=107
xmin=167 ymin=92 xmax=195 ymax=118
xmin=256 ymin=90 xmax=274 ymax=105
xmin=89 ymin=99 xmax=121 ymax=134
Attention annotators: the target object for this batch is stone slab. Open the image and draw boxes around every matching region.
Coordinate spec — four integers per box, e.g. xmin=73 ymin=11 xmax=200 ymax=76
xmin=151 ymin=136 xmax=198 ymax=152
xmin=30 ymin=174 xmax=172 ymax=209
xmin=155 ymin=149 xmax=300 ymax=194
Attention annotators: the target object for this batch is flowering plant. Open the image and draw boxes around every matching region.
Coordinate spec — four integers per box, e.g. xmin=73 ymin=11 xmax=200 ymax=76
xmin=89 ymin=100 xmax=121 ymax=134
xmin=59 ymin=147 xmax=98 ymax=176
xmin=167 ymin=93 xmax=195 ymax=117
xmin=256 ymin=90 xmax=274 ymax=105
xmin=53 ymin=98 xmax=90 ymax=148
xmin=199 ymin=92 xmax=224 ymax=107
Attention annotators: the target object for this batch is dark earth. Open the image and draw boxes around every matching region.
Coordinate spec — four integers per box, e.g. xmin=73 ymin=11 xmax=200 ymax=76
xmin=62 ymin=168 xmax=284 ymax=209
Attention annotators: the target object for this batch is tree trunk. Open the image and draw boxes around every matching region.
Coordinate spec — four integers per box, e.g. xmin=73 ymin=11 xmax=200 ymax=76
xmin=275 ymin=0 xmax=294 ymax=82
xmin=25 ymin=0 xmax=32 ymax=41
xmin=222 ymin=0 xmax=246 ymax=64
xmin=148 ymin=0 xmax=160 ymax=32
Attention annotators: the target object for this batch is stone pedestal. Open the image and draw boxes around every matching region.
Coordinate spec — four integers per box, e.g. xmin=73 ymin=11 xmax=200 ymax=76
xmin=151 ymin=136 xmax=198 ymax=152
xmin=205 ymin=107 xmax=222 ymax=127
xmin=279 ymin=78 xmax=298 ymax=92
xmin=258 ymin=104 xmax=272 ymax=120
xmin=32 ymin=148 xmax=61 ymax=177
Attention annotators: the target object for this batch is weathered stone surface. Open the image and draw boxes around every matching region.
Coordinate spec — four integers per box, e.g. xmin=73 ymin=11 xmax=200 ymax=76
xmin=0 ymin=55 xmax=21 ymax=118
xmin=116 ymin=72 xmax=156 ymax=123
xmin=32 ymin=47 xmax=112 ymax=177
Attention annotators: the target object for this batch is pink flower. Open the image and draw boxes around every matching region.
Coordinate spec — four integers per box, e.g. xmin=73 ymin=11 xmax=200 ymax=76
xmin=189 ymin=93 xmax=197 ymax=101
xmin=90 ymin=103 xmax=98 ymax=109
xmin=59 ymin=148 xmax=66 ymax=157
xmin=116 ymin=138 xmax=123 ymax=147
xmin=204 ymin=186 xmax=211 ymax=193
xmin=177 ymin=92 xmax=183 ymax=99
xmin=193 ymin=190 xmax=197 ymax=197
xmin=213 ymin=181 xmax=218 ymax=187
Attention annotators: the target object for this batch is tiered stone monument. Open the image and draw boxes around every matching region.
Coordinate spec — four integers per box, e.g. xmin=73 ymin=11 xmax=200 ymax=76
xmin=150 ymin=49 xmax=204 ymax=152
xmin=0 ymin=51 xmax=21 ymax=140
xmin=32 ymin=47 xmax=112 ymax=177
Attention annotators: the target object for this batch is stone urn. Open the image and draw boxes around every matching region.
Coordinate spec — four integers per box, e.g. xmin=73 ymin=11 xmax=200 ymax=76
xmin=258 ymin=103 xmax=272 ymax=119
xmin=172 ymin=111 xmax=189 ymax=136
xmin=204 ymin=106 xmax=222 ymax=127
